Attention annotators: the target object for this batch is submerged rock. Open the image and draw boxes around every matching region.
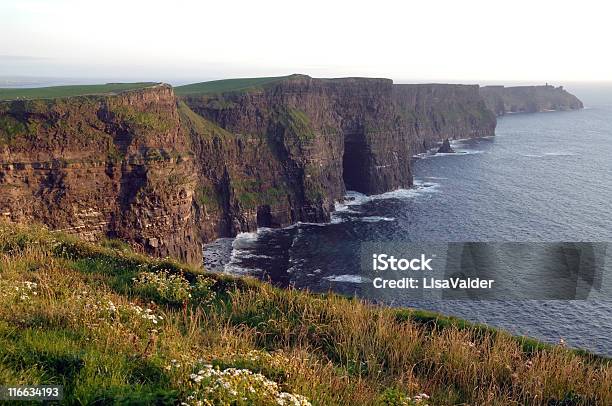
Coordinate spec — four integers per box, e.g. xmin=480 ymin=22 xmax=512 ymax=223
xmin=437 ymin=139 xmax=455 ymax=154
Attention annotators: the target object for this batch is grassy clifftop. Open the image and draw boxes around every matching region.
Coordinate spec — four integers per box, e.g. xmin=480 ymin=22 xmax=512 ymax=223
xmin=0 ymin=82 xmax=159 ymax=101
xmin=174 ymin=76 xmax=294 ymax=96
xmin=0 ymin=223 xmax=609 ymax=405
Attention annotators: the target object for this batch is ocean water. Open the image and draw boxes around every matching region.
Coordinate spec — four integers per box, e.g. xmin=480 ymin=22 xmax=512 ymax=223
xmin=204 ymin=86 xmax=612 ymax=356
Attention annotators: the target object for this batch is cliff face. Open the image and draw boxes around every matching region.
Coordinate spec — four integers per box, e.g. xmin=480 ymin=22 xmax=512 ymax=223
xmin=180 ymin=76 xmax=495 ymax=241
xmin=393 ymin=84 xmax=496 ymax=152
xmin=480 ymin=85 xmax=583 ymax=116
xmin=0 ymin=85 xmax=202 ymax=264
xmin=0 ymin=76 xmax=496 ymax=264
xmin=182 ymin=76 xmax=400 ymax=209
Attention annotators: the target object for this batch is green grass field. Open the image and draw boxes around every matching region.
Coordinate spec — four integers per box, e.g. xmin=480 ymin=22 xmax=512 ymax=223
xmin=174 ymin=75 xmax=294 ymax=96
xmin=0 ymin=76 xmax=296 ymax=101
xmin=0 ymin=222 xmax=610 ymax=405
xmin=0 ymin=82 xmax=158 ymax=101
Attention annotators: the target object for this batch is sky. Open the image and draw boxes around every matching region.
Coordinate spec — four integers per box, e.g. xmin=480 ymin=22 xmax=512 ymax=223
xmin=1 ymin=0 xmax=611 ymax=85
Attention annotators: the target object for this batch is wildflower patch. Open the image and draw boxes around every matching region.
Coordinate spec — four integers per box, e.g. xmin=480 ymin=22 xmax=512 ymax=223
xmin=183 ymin=364 xmax=311 ymax=406
xmin=0 ymin=279 xmax=38 ymax=303
xmin=133 ymin=270 xmax=216 ymax=306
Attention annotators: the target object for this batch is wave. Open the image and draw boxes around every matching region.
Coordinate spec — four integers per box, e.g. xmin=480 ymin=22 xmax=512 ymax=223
xmin=330 ymin=215 xmax=348 ymax=224
xmin=358 ymin=216 xmax=396 ymax=223
xmin=223 ymin=262 xmax=264 ymax=275
xmin=226 ymin=249 xmax=272 ymax=260
xmin=519 ymin=152 xmax=578 ymax=158
xmin=214 ymin=231 xmax=270 ymax=275
xmin=323 ymin=274 xmax=371 ymax=283
xmin=543 ymin=152 xmax=577 ymax=157
xmin=294 ymin=221 xmax=331 ymax=227
xmin=232 ymin=231 xmax=259 ymax=245
xmin=333 ymin=201 xmax=361 ymax=213
xmin=338 ymin=181 xmax=440 ymax=207
xmin=418 ymin=147 xmax=486 ymax=159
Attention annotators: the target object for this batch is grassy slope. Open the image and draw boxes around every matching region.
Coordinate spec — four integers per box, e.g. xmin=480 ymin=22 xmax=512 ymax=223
xmin=177 ymin=101 xmax=235 ymax=139
xmin=174 ymin=76 xmax=292 ymax=96
xmin=0 ymin=83 xmax=158 ymax=101
xmin=0 ymin=223 xmax=610 ymax=405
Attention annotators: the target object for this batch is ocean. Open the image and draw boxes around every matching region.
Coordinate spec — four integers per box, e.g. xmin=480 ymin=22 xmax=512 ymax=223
xmin=203 ymin=84 xmax=612 ymax=357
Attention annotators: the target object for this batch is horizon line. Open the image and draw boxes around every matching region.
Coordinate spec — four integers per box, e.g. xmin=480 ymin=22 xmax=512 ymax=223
xmin=1 ymin=74 xmax=612 ymax=88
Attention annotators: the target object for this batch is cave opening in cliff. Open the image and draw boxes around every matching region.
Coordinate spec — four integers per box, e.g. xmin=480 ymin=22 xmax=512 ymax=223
xmin=342 ymin=131 xmax=369 ymax=193
xmin=256 ymin=205 xmax=273 ymax=227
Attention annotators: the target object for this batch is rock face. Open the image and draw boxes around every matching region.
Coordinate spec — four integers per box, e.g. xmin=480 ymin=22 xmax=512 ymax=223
xmin=0 ymin=76 xmax=496 ymax=264
xmin=0 ymin=84 xmax=202 ymax=264
xmin=393 ymin=84 xmax=496 ymax=153
xmin=480 ymin=85 xmax=583 ymax=116
xmin=180 ymin=76 xmax=496 ymax=243
xmin=437 ymin=139 xmax=455 ymax=153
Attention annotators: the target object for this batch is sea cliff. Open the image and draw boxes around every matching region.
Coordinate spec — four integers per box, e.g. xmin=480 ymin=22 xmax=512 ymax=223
xmin=0 ymin=84 xmax=202 ymax=263
xmin=0 ymin=75 xmax=498 ymax=263
xmin=180 ymin=76 xmax=496 ymax=245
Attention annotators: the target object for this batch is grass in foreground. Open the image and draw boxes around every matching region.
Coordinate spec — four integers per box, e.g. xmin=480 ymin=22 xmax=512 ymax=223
xmin=174 ymin=76 xmax=293 ymax=96
xmin=0 ymin=83 xmax=158 ymax=101
xmin=0 ymin=223 xmax=610 ymax=405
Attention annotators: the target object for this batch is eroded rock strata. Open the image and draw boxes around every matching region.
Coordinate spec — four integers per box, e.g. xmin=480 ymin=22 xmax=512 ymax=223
xmin=480 ymin=85 xmax=583 ymax=116
xmin=0 ymin=75 xmax=500 ymax=263
xmin=0 ymin=85 xmax=202 ymax=263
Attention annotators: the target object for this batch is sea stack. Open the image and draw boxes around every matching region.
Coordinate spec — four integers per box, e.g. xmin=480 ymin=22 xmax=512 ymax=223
xmin=437 ymin=139 xmax=455 ymax=153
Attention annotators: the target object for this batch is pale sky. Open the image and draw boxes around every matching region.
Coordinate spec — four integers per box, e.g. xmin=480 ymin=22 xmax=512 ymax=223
xmin=1 ymin=0 xmax=611 ymax=84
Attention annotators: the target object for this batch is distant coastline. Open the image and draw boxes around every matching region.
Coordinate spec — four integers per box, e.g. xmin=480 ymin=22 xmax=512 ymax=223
xmin=480 ymin=84 xmax=583 ymax=116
